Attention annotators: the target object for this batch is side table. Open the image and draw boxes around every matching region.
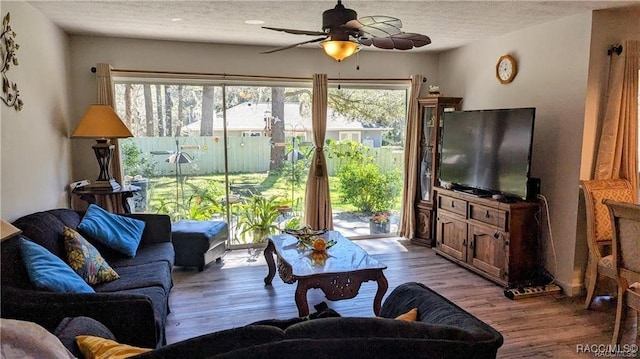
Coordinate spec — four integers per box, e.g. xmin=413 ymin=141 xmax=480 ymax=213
xmin=73 ymin=185 xmax=141 ymax=214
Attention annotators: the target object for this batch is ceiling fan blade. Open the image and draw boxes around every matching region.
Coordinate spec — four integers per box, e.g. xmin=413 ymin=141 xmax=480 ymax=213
xmin=352 ymin=16 xmax=403 ymax=37
xmin=261 ymin=37 xmax=327 ymax=54
xmin=262 ymin=26 xmax=327 ymax=36
xmin=358 ymin=32 xmax=432 ymax=50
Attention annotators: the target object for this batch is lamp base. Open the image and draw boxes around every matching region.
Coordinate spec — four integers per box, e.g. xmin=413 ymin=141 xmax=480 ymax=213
xmin=89 ymin=179 xmax=122 ymax=192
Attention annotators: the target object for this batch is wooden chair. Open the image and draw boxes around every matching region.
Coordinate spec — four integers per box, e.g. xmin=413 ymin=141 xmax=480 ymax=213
xmin=604 ymin=199 xmax=640 ymax=344
xmin=581 ymin=179 xmax=635 ymax=309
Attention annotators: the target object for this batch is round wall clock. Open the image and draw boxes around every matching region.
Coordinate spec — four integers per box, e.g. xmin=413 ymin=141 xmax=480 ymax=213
xmin=496 ymin=54 xmax=517 ymax=84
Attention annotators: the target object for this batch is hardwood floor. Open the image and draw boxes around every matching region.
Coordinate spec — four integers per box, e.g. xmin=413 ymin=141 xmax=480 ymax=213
xmin=166 ymin=238 xmax=639 ymax=358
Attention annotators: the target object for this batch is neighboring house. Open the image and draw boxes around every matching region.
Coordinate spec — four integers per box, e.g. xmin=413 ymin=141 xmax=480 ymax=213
xmin=182 ymin=102 xmax=391 ymax=148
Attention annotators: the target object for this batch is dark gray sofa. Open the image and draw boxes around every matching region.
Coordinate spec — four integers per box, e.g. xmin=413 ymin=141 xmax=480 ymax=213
xmin=0 ymin=208 xmax=174 ymax=349
xmin=55 ymin=282 xmax=504 ymax=359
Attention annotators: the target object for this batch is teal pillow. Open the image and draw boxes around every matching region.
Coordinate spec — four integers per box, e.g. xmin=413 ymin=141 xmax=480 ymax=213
xmin=19 ymin=238 xmax=95 ymax=293
xmin=77 ymin=204 xmax=145 ymax=257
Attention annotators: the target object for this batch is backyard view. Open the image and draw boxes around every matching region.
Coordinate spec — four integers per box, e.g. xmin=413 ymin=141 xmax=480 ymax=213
xmin=114 ymin=79 xmax=408 ymax=246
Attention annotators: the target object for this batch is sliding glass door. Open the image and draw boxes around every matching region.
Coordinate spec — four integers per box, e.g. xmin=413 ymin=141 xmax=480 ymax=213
xmin=113 ymin=76 xmax=409 ymax=243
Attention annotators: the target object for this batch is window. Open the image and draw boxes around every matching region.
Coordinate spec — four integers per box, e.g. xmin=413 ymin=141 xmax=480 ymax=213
xmin=113 ymin=75 xmax=410 ymax=242
xmin=339 ymin=131 xmax=361 ymax=142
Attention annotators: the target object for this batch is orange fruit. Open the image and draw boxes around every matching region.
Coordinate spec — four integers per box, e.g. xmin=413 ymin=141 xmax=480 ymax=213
xmin=312 ymin=238 xmax=327 ymax=251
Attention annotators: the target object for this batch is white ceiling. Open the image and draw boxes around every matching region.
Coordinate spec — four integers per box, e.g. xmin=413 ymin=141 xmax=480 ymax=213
xmin=27 ymin=1 xmax=639 ymax=53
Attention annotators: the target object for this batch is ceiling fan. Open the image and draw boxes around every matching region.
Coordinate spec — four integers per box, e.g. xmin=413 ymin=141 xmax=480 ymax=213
xmin=262 ymin=0 xmax=431 ymax=62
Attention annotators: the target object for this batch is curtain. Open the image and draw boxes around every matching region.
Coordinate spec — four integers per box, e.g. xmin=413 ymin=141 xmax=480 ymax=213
xmin=95 ymin=63 xmax=122 ymax=212
xmin=304 ymin=74 xmax=333 ymax=230
xmin=594 ymin=40 xmax=639 ymax=200
xmin=399 ymin=74 xmax=424 ymax=238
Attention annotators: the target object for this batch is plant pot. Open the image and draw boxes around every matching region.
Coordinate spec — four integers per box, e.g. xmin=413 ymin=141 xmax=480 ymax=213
xmin=369 ymin=220 xmax=390 ymax=234
xmin=129 ymin=178 xmax=149 ymax=212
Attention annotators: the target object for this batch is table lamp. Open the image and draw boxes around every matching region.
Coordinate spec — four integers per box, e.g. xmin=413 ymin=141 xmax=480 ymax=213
xmin=71 ymin=105 xmax=133 ymax=191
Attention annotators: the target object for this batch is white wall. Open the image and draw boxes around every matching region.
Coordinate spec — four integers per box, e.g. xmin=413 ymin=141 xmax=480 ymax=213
xmin=437 ymin=13 xmax=593 ymax=295
xmin=68 ymin=36 xmax=439 ymax=182
xmin=0 ymin=2 xmax=72 ymax=221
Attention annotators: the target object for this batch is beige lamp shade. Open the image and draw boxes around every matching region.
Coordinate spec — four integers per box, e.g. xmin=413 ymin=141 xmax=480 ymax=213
xmin=1 ymin=219 xmax=22 ymax=241
xmin=321 ymin=40 xmax=360 ymax=62
xmin=71 ymin=105 xmax=133 ymax=139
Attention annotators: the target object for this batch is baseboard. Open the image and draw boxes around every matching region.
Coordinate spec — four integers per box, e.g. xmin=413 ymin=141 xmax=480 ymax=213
xmin=554 ymin=278 xmax=584 ymax=297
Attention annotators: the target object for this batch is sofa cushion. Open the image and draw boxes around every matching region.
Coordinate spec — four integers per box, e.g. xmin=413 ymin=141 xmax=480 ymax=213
xmin=77 ymin=335 xmax=152 ymax=359
xmin=105 ymin=242 xmax=175 ymax=269
xmin=20 ymin=237 xmax=95 ymax=293
xmin=12 ymin=211 xmax=67 ymax=259
xmin=54 ymin=316 xmax=117 ymax=358
xmin=78 ymin=204 xmax=145 ymax=257
xmin=213 ymin=337 xmax=476 ymax=359
xmin=0 ymin=318 xmax=75 ymax=359
xmin=64 ymin=226 xmax=120 ymax=285
xmin=94 ymin=261 xmax=172 ymax=295
xmin=285 ymin=317 xmax=475 ymax=342
xmin=132 ymin=325 xmax=285 ymax=359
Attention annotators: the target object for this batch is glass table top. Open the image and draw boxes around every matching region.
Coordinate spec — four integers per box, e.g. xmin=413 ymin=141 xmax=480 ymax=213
xmin=268 ymin=231 xmax=387 ymax=277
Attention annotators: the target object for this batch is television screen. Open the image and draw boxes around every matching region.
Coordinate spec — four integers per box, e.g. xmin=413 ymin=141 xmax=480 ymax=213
xmin=439 ymin=108 xmax=535 ymax=200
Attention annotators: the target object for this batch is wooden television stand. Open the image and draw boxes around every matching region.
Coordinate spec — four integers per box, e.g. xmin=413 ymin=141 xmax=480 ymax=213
xmin=433 ymin=187 xmax=541 ymax=287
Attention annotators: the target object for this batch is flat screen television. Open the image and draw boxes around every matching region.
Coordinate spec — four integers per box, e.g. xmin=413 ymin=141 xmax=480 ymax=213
xmin=439 ymin=107 xmax=535 ymax=200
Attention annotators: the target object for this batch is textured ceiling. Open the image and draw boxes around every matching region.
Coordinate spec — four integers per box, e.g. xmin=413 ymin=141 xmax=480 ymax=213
xmin=28 ymin=1 xmax=638 ymax=53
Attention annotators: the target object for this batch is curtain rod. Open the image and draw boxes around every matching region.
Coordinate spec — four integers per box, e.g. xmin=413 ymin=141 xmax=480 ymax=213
xmin=89 ymin=67 xmax=425 ymax=83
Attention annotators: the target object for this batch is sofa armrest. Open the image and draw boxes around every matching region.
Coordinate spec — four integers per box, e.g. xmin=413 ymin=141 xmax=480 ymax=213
xmin=380 ymin=282 xmax=503 ymax=355
xmin=123 ymin=213 xmax=172 ymax=245
xmin=1 ymin=286 xmax=159 ymax=348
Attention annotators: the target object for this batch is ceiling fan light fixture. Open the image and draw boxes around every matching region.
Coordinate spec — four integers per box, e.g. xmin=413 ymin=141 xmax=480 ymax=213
xmin=321 ymin=40 xmax=360 ymax=62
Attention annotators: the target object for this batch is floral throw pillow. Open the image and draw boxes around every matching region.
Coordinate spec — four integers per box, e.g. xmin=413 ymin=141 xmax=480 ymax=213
xmin=63 ymin=227 xmax=119 ymax=285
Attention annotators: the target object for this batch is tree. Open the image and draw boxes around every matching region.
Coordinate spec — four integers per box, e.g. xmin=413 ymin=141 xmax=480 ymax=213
xmin=143 ymin=84 xmax=154 ymax=136
xmin=164 ymin=86 xmax=173 ymax=137
xmin=201 ymin=86 xmax=215 ymax=136
xmin=270 ymin=87 xmax=285 ymax=170
xmin=155 ymin=85 xmax=164 ymax=136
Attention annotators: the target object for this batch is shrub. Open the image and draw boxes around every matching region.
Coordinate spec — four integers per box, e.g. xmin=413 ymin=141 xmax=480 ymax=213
xmin=336 ymin=161 xmax=401 ymax=214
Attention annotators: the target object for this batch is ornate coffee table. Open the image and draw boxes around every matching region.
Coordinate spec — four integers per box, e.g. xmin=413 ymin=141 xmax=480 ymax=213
xmin=264 ymin=231 xmax=388 ymax=316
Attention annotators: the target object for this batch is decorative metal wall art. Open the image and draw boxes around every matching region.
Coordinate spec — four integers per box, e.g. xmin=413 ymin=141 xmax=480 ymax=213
xmin=1 ymin=12 xmax=23 ymax=111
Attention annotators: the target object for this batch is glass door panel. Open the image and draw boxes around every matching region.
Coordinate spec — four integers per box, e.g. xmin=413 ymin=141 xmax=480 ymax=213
xmin=114 ymin=80 xmax=312 ymax=248
xmin=326 ymin=86 xmax=408 ymax=238
xmin=420 ymin=106 xmax=435 ymax=201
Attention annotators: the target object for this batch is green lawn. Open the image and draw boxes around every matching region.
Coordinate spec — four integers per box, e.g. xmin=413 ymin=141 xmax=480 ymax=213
xmin=140 ymin=172 xmax=358 ymax=220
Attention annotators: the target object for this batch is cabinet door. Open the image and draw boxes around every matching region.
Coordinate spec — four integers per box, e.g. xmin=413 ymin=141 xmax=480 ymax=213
xmin=436 ymin=213 xmax=467 ymax=261
xmin=468 ymin=224 xmax=507 ymax=280
xmin=415 ymin=207 xmax=432 ymax=241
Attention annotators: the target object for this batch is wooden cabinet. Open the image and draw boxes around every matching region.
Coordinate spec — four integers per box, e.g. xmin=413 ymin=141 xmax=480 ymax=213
xmin=412 ymin=97 xmax=463 ymax=247
xmin=434 ymin=188 xmax=540 ymax=287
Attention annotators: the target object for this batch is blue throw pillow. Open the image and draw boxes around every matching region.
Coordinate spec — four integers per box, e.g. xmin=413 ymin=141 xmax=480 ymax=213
xmin=19 ymin=238 xmax=95 ymax=293
xmin=77 ymin=204 xmax=145 ymax=257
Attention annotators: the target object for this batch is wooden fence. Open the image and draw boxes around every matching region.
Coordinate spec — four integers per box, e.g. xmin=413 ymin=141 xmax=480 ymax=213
xmin=126 ymin=137 xmax=404 ymax=177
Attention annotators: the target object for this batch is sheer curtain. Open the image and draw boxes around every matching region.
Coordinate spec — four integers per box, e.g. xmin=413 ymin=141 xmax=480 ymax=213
xmin=399 ymin=74 xmax=424 ymax=238
xmin=594 ymin=40 xmax=639 ymax=200
xmin=304 ymin=74 xmax=333 ymax=230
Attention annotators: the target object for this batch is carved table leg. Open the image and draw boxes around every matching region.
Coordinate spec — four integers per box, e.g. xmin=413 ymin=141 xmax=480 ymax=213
xmin=294 ymin=279 xmax=312 ymax=317
xmin=373 ymin=271 xmax=388 ymax=316
xmin=263 ymin=240 xmax=276 ymax=285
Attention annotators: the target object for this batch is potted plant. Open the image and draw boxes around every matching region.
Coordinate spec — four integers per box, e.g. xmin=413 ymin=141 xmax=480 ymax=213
xmin=121 ymin=139 xmax=156 ymax=212
xmin=369 ymin=212 xmax=391 ymax=234
xmin=237 ymin=195 xmax=288 ymax=245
